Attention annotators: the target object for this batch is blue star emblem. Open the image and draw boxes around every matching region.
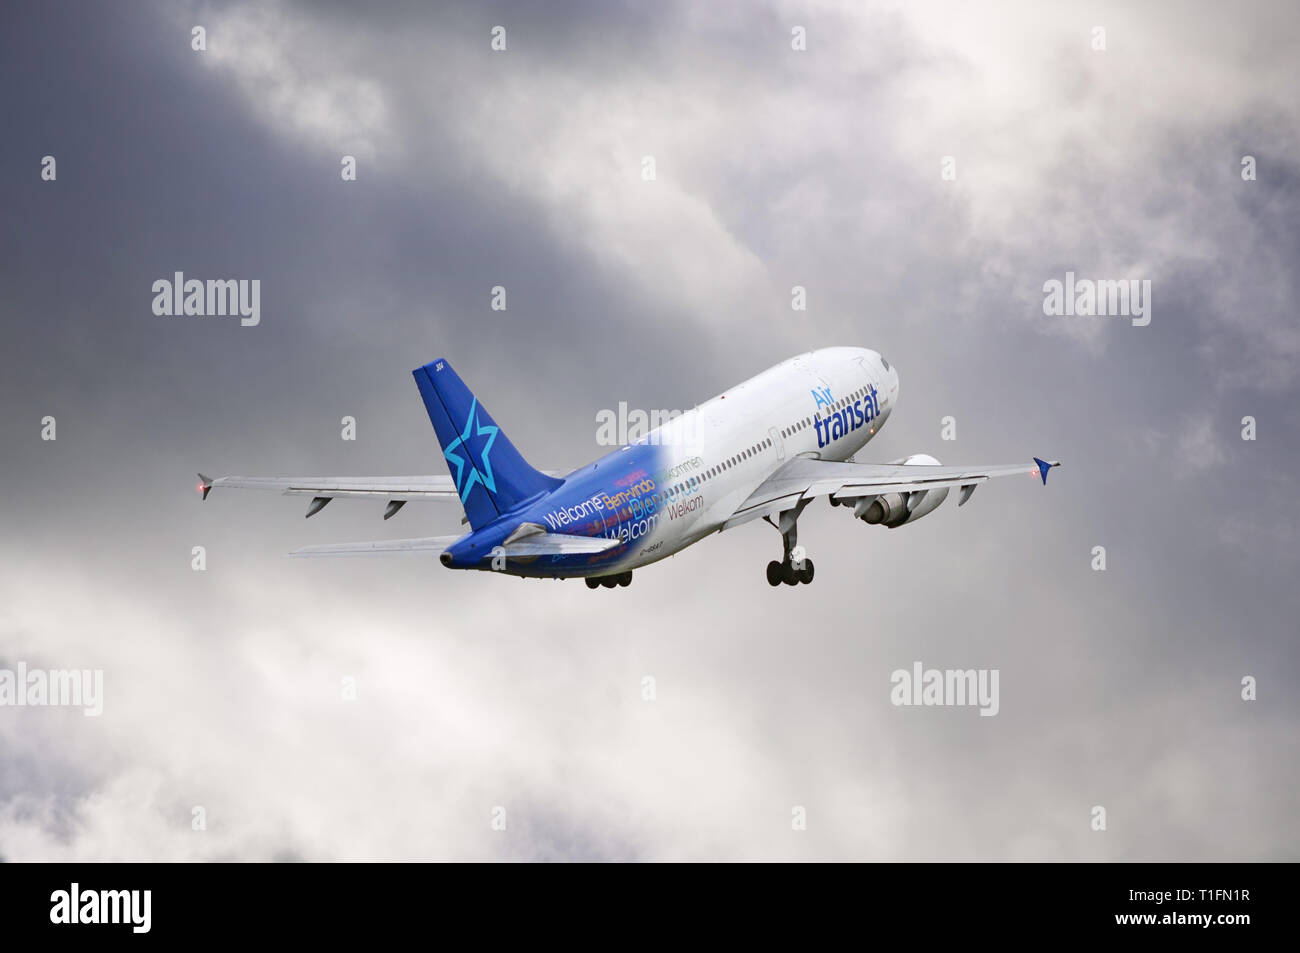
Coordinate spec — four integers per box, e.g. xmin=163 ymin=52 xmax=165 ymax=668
xmin=443 ymin=398 xmax=498 ymax=502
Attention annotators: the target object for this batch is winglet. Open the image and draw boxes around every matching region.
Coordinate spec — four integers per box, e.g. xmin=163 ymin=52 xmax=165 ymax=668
xmin=197 ymin=473 xmax=213 ymax=501
xmin=1033 ymin=458 xmax=1059 ymax=485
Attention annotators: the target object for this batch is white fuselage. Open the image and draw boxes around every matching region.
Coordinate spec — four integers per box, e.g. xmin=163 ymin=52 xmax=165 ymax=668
xmin=615 ymin=347 xmax=899 ymax=570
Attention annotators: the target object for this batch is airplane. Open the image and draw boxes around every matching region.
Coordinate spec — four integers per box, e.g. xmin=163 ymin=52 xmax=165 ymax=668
xmin=199 ymin=347 xmax=1058 ymax=588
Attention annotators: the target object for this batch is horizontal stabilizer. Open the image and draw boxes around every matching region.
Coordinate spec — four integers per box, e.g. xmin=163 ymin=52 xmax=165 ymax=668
xmin=499 ymin=533 xmax=620 ymax=556
xmin=289 ymin=536 xmax=463 ymax=558
xmin=289 ymin=531 xmax=618 ymax=559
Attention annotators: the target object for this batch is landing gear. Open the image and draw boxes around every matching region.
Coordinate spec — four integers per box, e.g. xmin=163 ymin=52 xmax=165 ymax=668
xmin=764 ymin=501 xmax=815 ymax=586
xmin=586 ymin=571 xmax=632 ymax=589
xmin=768 ymin=557 xmax=814 ymax=586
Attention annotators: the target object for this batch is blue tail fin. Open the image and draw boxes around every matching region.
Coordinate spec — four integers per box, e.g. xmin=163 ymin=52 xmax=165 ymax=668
xmin=412 ymin=359 xmax=562 ymax=530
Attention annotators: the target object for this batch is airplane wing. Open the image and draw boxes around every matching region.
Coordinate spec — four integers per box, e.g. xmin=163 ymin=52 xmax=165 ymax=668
xmin=196 ymin=471 xmax=565 ymax=519
xmin=199 ymin=474 xmax=463 ymax=499
xmin=288 ymin=532 xmax=619 ymax=559
xmin=720 ymin=455 xmax=1059 ymax=531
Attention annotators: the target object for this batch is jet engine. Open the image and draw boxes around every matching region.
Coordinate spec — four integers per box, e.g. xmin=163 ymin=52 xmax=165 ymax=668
xmin=851 ymin=453 xmax=949 ymax=528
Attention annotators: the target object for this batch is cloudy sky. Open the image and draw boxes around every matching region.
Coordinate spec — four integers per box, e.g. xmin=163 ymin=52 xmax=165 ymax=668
xmin=2 ymin=0 xmax=1297 ymax=861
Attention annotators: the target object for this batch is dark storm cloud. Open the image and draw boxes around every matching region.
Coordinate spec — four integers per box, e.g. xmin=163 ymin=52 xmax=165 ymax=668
xmin=1 ymin=0 xmax=1297 ymax=860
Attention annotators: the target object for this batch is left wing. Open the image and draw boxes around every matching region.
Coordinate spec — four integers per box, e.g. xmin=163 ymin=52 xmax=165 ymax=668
xmin=198 ymin=474 xmax=459 ymax=501
xmin=197 ymin=474 xmax=462 ymax=520
xmin=197 ymin=471 xmax=570 ymax=520
xmin=721 ymin=456 xmax=1059 ymax=531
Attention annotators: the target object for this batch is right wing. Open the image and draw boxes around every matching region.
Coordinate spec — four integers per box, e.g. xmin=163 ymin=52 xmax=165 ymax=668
xmin=720 ymin=455 xmax=1059 ymax=531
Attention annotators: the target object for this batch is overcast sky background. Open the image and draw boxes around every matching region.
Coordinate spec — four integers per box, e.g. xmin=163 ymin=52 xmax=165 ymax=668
xmin=1 ymin=0 xmax=1297 ymax=861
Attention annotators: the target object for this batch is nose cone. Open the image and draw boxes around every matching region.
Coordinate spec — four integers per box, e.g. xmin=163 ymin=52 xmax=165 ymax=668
xmin=876 ymin=353 xmax=899 ymax=410
xmin=874 ymin=352 xmax=897 ymax=383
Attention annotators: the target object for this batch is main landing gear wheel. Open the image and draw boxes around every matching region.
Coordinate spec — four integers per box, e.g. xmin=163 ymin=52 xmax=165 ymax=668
xmin=764 ymin=500 xmax=816 ymax=586
xmin=767 ymin=558 xmax=814 ymax=586
xmin=587 ymin=571 xmax=632 ymax=589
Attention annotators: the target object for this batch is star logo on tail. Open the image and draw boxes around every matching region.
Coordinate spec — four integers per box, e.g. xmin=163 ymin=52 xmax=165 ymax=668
xmin=443 ymin=398 xmax=498 ymax=502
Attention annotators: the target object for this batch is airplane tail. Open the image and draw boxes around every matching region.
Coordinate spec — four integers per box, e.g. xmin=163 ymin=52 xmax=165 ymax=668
xmin=412 ymin=358 xmax=562 ymax=530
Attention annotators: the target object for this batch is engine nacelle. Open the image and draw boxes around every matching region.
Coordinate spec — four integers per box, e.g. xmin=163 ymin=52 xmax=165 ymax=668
xmin=858 ymin=492 xmax=906 ymax=525
xmin=856 ymin=453 xmax=949 ymax=528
